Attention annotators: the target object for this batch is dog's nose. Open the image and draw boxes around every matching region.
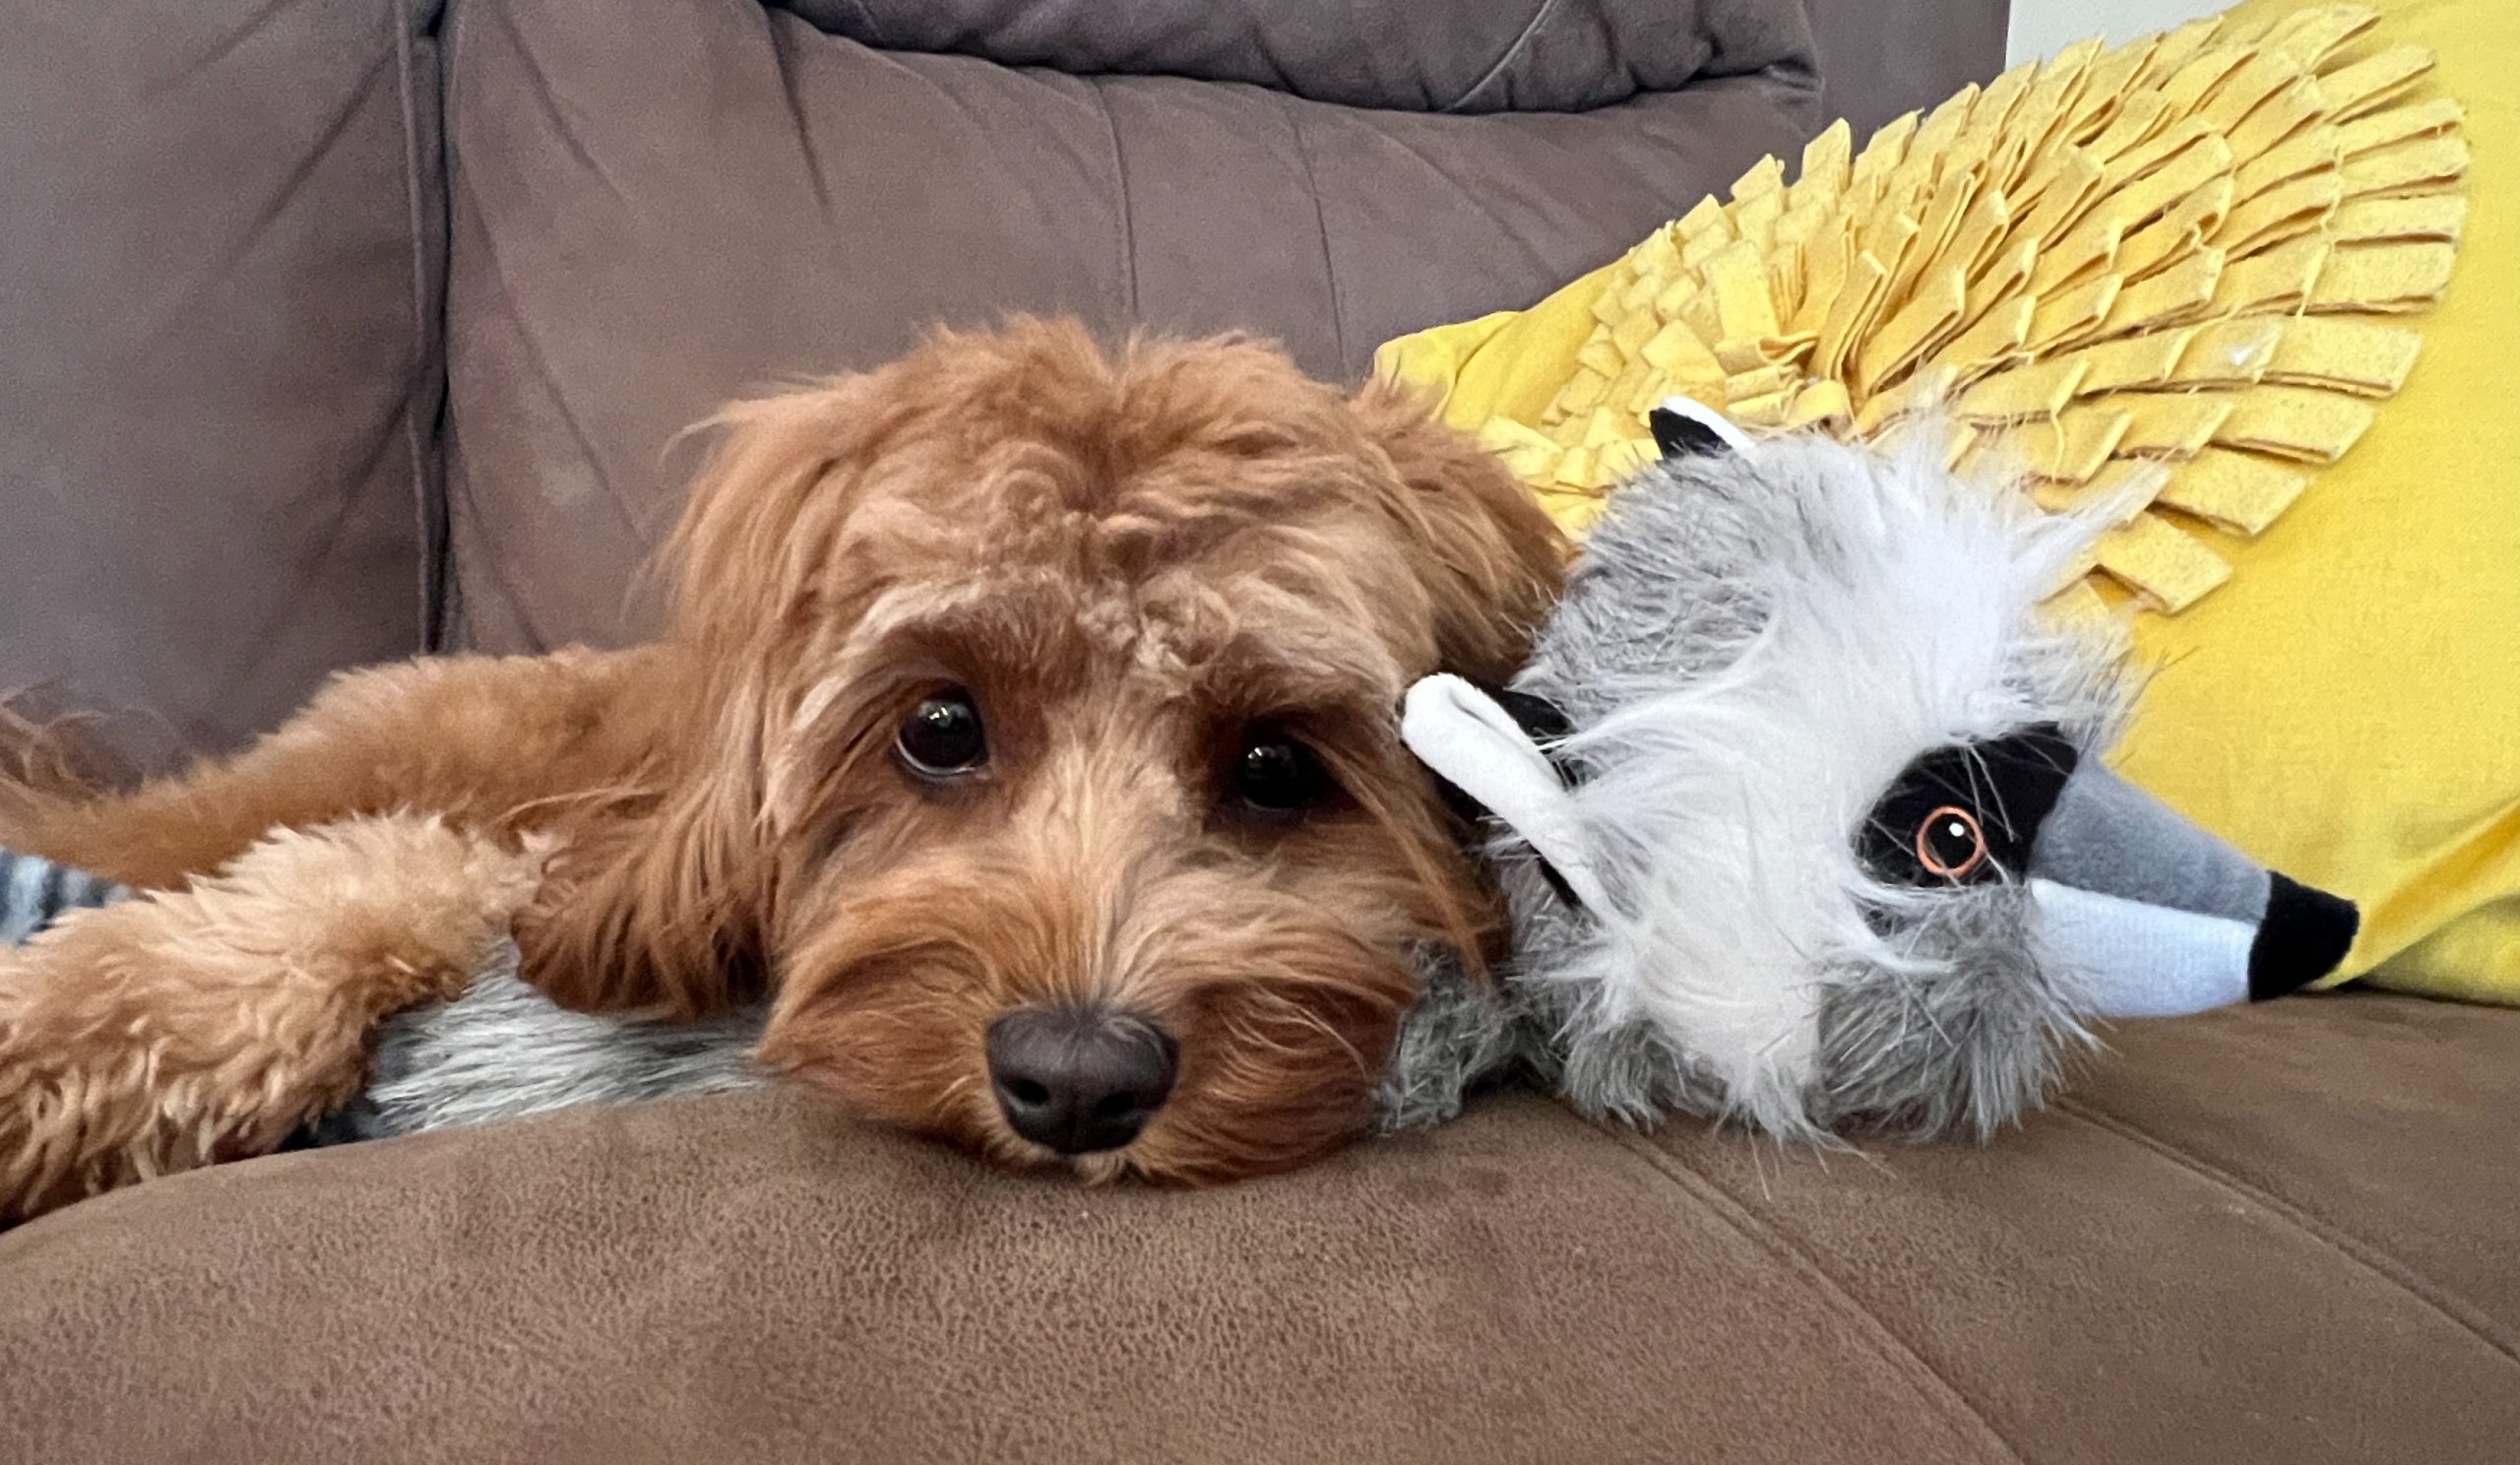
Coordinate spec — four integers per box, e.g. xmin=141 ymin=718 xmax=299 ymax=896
xmin=985 ymin=1007 xmax=1178 ymax=1155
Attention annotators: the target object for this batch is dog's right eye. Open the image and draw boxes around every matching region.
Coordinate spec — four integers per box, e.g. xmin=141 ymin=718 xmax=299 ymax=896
xmin=1233 ymin=729 xmax=1334 ymax=816
xmin=896 ymin=688 xmax=988 ymax=779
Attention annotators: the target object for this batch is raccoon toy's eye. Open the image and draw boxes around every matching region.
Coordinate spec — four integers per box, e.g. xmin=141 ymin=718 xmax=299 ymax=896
xmin=1915 ymin=805 xmax=1988 ymax=881
xmin=1858 ymin=725 xmax=2080 ymax=888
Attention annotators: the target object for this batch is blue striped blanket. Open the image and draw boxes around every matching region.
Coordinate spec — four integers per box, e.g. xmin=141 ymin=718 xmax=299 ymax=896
xmin=0 ymin=848 xmax=125 ymax=943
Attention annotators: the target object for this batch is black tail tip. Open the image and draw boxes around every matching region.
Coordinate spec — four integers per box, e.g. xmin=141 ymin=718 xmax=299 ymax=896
xmin=2247 ymin=871 xmax=2360 ymax=1001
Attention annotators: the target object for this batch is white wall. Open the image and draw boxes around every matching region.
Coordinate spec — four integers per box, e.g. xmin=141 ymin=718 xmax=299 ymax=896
xmin=2006 ymin=0 xmax=2233 ymax=65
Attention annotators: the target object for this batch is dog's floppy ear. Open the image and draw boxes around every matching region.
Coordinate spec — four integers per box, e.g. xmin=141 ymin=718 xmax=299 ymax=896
xmin=514 ymin=730 xmax=773 ymax=1020
xmin=1348 ymin=381 xmax=1568 ymax=687
xmin=659 ymin=374 xmax=904 ymax=655
xmin=518 ymin=377 xmax=900 ymax=1019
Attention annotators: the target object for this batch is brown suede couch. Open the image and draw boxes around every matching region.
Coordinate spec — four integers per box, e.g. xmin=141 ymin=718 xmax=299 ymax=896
xmin=3 ymin=3 xmax=2514 ymax=1461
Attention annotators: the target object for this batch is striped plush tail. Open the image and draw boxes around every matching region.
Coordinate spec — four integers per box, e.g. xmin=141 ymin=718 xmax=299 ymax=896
xmin=0 ymin=850 xmax=125 ymax=944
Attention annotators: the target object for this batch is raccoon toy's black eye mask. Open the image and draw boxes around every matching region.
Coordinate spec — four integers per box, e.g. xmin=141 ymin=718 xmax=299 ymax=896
xmin=1484 ymin=687 xmax=1575 ymax=748
xmin=1860 ymin=725 xmax=2080 ymax=887
xmin=1854 ymin=718 xmax=2360 ymax=1011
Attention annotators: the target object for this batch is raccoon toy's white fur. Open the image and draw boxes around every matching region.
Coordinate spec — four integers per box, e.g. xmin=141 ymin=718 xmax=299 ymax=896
xmin=1385 ymin=401 xmax=2360 ymax=1141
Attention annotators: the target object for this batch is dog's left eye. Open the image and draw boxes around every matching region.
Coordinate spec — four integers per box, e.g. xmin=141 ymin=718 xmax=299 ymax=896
xmin=1234 ymin=731 xmax=1333 ymax=815
xmin=897 ymin=688 xmax=988 ymax=779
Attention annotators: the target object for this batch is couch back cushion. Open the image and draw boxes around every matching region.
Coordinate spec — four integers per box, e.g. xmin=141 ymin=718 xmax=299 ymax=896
xmin=778 ymin=0 xmax=1798 ymax=112
xmin=436 ymin=0 xmax=1823 ymax=652
xmin=1807 ymin=0 xmax=2009 ymax=137
xmin=0 ymin=0 xmax=445 ymax=760
xmin=2 ymin=1 xmax=2005 ymax=750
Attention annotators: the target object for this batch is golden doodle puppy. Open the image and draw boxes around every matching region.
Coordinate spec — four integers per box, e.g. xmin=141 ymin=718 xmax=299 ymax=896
xmin=0 ymin=319 xmax=1564 ymax=1221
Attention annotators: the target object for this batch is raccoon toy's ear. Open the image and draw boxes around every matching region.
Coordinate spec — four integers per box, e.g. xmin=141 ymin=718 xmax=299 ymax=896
xmin=1647 ymin=395 xmax=1754 ymax=459
xmin=1402 ymin=674 xmax=1606 ymax=913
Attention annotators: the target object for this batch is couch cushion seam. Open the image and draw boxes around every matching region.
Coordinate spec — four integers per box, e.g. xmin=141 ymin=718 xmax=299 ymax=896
xmin=392 ymin=0 xmax=445 ymax=655
xmin=486 ymin=0 xmax=626 ymax=203
xmin=762 ymin=9 xmax=837 ymax=221
xmin=1277 ymin=96 xmax=1347 ymax=373
xmin=1445 ymin=0 xmax=1562 ymax=113
xmin=1583 ymin=1115 xmax=2028 ymax=1465
xmin=2053 ymin=1098 xmax=2519 ymax=1367
xmin=441 ymin=0 xmax=476 ymax=651
xmin=1086 ymin=77 xmax=1139 ymax=320
xmin=833 ymin=0 xmax=887 ymax=48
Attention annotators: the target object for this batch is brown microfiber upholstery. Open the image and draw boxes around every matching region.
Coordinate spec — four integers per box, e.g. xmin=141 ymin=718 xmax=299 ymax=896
xmin=2 ymin=993 xmax=2513 ymax=1464
xmin=0 ymin=0 xmax=444 ymax=760
xmin=1808 ymin=0 xmax=2013 ymax=138
xmin=435 ymin=0 xmax=1819 ymax=653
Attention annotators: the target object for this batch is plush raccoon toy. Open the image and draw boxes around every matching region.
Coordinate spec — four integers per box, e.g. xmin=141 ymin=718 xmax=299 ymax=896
xmin=1384 ymin=399 xmax=2361 ymax=1140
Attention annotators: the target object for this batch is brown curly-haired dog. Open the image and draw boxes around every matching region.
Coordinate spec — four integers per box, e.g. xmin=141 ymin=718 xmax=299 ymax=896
xmin=0 ymin=320 xmax=1563 ymax=1220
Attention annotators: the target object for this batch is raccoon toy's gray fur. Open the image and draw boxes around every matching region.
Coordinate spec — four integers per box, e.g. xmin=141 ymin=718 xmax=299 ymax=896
xmin=1389 ymin=400 xmax=2360 ymax=1141
xmin=301 ymin=942 xmax=768 ymax=1144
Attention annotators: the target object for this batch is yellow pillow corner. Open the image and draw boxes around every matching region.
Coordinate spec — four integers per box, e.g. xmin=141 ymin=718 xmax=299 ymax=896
xmin=1377 ymin=256 xmax=1628 ymax=434
xmin=2125 ymin=0 xmax=2520 ymax=998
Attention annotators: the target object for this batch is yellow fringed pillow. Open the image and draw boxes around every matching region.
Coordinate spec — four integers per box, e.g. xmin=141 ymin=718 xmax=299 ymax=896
xmin=1377 ymin=0 xmax=2520 ymax=1001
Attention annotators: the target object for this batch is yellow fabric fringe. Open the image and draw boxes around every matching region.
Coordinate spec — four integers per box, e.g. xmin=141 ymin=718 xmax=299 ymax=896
xmin=1376 ymin=4 xmax=2467 ymax=617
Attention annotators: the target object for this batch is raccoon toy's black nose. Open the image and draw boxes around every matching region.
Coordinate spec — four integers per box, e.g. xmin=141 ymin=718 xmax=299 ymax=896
xmin=986 ymin=1007 xmax=1178 ymax=1155
xmin=2247 ymin=872 xmax=2362 ymax=1000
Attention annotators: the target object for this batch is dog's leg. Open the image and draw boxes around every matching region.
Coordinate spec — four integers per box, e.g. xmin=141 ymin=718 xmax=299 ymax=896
xmin=1 ymin=647 xmax=665 ymax=889
xmin=0 ymin=812 xmax=542 ymax=1225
